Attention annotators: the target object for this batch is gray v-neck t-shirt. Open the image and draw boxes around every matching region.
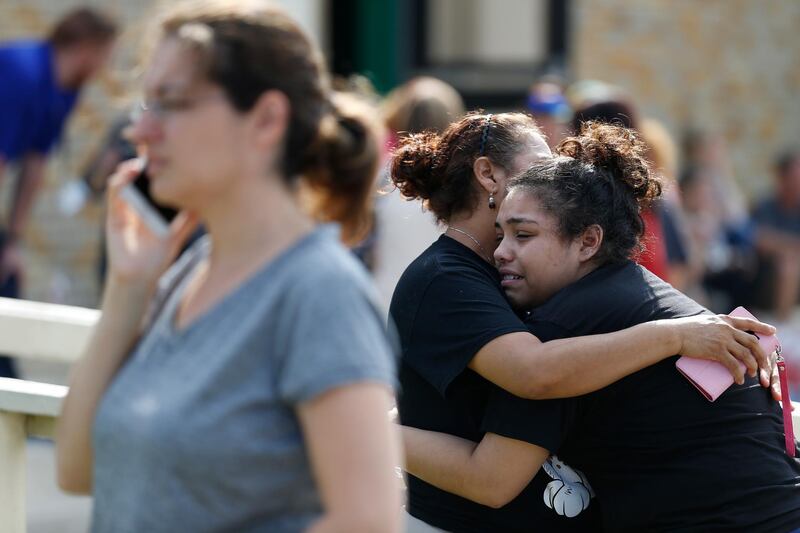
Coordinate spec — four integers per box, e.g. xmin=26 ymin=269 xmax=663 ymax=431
xmin=91 ymin=226 xmax=397 ymax=532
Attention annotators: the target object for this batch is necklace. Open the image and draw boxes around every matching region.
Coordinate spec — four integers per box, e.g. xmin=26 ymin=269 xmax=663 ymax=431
xmin=447 ymin=226 xmax=493 ymax=264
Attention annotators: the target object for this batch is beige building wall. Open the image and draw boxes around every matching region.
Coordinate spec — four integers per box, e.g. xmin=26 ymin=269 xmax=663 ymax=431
xmin=572 ymin=0 xmax=800 ymax=199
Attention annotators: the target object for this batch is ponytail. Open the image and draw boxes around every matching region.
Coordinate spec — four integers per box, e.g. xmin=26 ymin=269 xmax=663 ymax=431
xmin=300 ymin=92 xmax=383 ymax=244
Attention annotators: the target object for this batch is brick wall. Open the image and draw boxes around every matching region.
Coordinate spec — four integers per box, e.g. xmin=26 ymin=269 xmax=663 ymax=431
xmin=572 ymin=0 xmax=800 ymax=199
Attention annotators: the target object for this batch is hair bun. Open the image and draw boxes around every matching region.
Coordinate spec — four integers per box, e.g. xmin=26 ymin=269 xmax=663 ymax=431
xmin=390 ymin=131 xmax=443 ymax=201
xmin=557 ymin=121 xmax=661 ymax=206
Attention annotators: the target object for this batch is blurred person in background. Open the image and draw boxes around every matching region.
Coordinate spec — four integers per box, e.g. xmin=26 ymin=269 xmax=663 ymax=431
xmin=373 ymin=76 xmax=465 ymax=310
xmin=639 ymin=117 xmax=694 ymax=291
xmin=640 ymin=118 xmax=679 ymax=202
xmin=81 ymin=114 xmax=137 ymax=284
xmin=55 ymin=2 xmax=402 ymax=531
xmin=684 ymin=129 xmax=749 ymax=227
xmin=569 ymin=93 xmax=639 ymax=135
xmin=570 ymin=94 xmax=692 ymax=289
xmin=382 ymin=76 xmax=465 ymax=153
xmin=525 ymin=78 xmax=570 ymax=149
xmin=680 ymin=164 xmax=757 ymax=310
xmin=82 ymin=117 xmax=137 ymax=199
xmin=752 ymin=149 xmax=800 ymax=322
xmin=0 ymin=7 xmax=117 ymax=378
xmin=569 ymin=95 xmax=670 ymax=279
xmin=680 ymin=129 xmax=756 ymax=309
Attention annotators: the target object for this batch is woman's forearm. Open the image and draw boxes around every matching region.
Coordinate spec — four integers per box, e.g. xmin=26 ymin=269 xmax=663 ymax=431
xmin=472 ymin=311 xmax=772 ymax=400
xmin=301 ymin=384 xmax=403 ymax=533
xmin=471 ymin=321 xmax=680 ymax=400
xmin=403 ymin=427 xmax=481 ymax=503
xmin=522 ymin=320 xmax=682 ymax=398
xmin=402 ymin=427 xmax=548 ymax=509
xmin=55 ymin=277 xmax=154 ymax=493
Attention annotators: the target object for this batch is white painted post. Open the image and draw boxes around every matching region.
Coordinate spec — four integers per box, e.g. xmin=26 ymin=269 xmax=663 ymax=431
xmin=0 ymin=411 xmax=26 ymax=533
xmin=0 ymin=378 xmax=65 ymax=533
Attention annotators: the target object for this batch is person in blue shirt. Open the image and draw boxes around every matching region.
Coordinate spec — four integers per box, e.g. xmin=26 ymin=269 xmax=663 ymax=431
xmin=0 ymin=7 xmax=116 ymax=377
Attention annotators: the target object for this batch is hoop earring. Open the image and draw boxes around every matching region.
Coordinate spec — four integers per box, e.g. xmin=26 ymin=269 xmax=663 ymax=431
xmin=488 ymin=193 xmax=496 ymax=210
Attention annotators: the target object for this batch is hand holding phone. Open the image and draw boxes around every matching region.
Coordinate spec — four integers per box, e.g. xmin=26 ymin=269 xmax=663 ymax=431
xmin=106 ymin=158 xmax=198 ymax=286
xmin=117 ymin=161 xmax=178 ymax=238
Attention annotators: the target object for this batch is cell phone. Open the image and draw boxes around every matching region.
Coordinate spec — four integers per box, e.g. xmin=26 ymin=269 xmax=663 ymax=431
xmin=118 ymin=162 xmax=179 ymax=237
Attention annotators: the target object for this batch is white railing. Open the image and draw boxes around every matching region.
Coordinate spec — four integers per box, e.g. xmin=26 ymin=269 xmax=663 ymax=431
xmin=0 ymin=297 xmax=97 ymax=363
xmin=0 ymin=296 xmax=799 ymax=533
xmin=0 ymin=297 xmax=96 ymax=533
xmin=0 ymin=378 xmax=66 ymax=533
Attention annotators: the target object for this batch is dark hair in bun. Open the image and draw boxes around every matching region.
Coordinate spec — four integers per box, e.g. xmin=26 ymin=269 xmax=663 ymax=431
xmin=509 ymin=121 xmax=662 ymax=264
xmin=390 ymin=112 xmax=543 ymax=223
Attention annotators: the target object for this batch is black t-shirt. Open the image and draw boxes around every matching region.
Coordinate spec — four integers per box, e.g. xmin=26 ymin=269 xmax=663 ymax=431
xmin=391 ymin=235 xmax=600 ymax=532
xmin=484 ymin=261 xmax=800 ymax=533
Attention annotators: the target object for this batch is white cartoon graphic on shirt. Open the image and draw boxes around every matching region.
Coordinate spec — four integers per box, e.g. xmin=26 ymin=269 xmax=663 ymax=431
xmin=542 ymin=455 xmax=595 ymax=518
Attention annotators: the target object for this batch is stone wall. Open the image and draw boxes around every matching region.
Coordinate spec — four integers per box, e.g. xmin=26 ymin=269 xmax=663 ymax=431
xmin=572 ymin=0 xmax=800 ymax=198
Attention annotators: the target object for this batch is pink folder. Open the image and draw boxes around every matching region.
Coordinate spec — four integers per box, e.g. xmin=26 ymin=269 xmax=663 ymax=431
xmin=675 ymin=307 xmax=780 ymax=402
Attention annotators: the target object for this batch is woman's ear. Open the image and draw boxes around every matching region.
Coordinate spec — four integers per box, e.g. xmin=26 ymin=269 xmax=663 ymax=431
xmin=578 ymin=224 xmax=603 ymax=262
xmin=472 ymin=156 xmax=498 ymax=195
xmin=250 ymin=89 xmax=290 ymax=152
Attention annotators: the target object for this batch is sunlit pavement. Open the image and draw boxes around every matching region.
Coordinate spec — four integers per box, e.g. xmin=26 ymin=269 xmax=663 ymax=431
xmin=27 ymin=439 xmax=91 ymax=533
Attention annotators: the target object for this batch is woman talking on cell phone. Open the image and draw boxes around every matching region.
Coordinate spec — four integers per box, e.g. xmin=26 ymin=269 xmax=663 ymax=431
xmin=55 ymin=2 xmax=402 ymax=532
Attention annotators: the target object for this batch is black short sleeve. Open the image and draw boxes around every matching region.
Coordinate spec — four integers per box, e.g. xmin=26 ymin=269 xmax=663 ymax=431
xmin=520 ymin=317 xmax=574 ymax=343
xmin=481 ymin=319 xmax=578 ymax=452
xmin=482 ymin=386 xmax=577 ymax=453
xmin=408 ymin=267 xmax=528 ymax=396
xmin=389 ymin=237 xmax=528 ymax=398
